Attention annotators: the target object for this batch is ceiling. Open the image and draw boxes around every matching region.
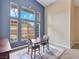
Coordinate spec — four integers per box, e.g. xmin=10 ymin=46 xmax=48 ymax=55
xmin=74 ymin=0 xmax=79 ymax=7
xmin=36 ymin=0 xmax=79 ymax=7
xmin=36 ymin=0 xmax=56 ymax=7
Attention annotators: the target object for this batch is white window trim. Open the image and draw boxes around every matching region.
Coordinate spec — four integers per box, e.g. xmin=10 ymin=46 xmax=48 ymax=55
xmin=36 ymin=23 xmax=40 ymax=37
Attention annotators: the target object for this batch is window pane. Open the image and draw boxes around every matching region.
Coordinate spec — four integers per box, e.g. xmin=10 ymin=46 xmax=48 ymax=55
xmin=36 ymin=23 xmax=40 ymax=37
xmin=10 ymin=8 xmax=18 ymax=17
xmin=20 ymin=11 xmax=35 ymax=21
xmin=21 ymin=20 xmax=29 ymax=40
xmin=28 ymin=22 xmax=35 ymax=39
xmin=36 ymin=12 xmax=40 ymax=22
xmin=10 ymin=19 xmax=18 ymax=43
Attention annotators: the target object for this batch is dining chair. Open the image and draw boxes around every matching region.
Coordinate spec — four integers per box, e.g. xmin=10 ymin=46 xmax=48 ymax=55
xmin=41 ymin=34 xmax=49 ymax=52
xmin=41 ymin=39 xmax=49 ymax=52
xmin=31 ymin=42 xmax=40 ymax=59
xmin=27 ymin=39 xmax=40 ymax=59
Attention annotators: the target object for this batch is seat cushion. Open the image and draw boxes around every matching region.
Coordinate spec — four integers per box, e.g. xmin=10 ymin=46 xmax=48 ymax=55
xmin=41 ymin=41 xmax=48 ymax=45
xmin=32 ymin=45 xmax=40 ymax=49
xmin=32 ymin=43 xmax=40 ymax=48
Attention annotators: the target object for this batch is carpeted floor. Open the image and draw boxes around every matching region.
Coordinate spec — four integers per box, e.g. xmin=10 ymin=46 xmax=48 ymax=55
xmin=59 ymin=49 xmax=79 ymax=59
xmin=10 ymin=45 xmax=65 ymax=59
xmin=24 ymin=45 xmax=65 ymax=59
xmin=10 ymin=44 xmax=79 ymax=59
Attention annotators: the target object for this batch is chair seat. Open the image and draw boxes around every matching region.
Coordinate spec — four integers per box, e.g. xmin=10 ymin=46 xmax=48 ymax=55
xmin=32 ymin=45 xmax=40 ymax=49
xmin=32 ymin=43 xmax=40 ymax=49
xmin=41 ymin=41 xmax=48 ymax=45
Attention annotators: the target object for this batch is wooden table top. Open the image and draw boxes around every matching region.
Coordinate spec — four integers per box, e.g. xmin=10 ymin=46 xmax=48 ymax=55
xmin=0 ymin=38 xmax=11 ymax=53
xmin=31 ymin=38 xmax=48 ymax=44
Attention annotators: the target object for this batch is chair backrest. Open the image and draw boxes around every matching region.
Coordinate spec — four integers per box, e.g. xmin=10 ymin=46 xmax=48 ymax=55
xmin=43 ymin=34 xmax=49 ymax=40
xmin=27 ymin=39 xmax=32 ymax=45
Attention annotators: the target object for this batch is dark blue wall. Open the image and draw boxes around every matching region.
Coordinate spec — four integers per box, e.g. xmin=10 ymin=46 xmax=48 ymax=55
xmin=1 ymin=0 xmax=44 ymax=48
xmin=0 ymin=0 xmax=10 ymax=38
xmin=0 ymin=0 xmax=2 ymax=37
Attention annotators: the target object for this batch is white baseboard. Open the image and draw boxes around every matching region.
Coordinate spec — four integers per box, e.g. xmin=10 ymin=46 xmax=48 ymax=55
xmin=50 ymin=42 xmax=70 ymax=49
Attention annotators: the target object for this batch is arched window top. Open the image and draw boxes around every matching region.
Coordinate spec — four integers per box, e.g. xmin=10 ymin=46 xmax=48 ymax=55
xmin=21 ymin=7 xmax=34 ymax=14
xmin=10 ymin=2 xmax=18 ymax=8
xmin=20 ymin=7 xmax=35 ymax=21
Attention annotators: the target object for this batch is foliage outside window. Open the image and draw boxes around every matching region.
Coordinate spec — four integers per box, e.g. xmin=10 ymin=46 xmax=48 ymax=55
xmin=21 ymin=7 xmax=35 ymax=40
xmin=10 ymin=19 xmax=18 ymax=43
xmin=10 ymin=2 xmax=18 ymax=43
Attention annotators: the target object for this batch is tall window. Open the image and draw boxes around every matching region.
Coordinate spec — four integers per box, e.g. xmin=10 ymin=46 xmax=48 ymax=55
xmin=36 ymin=12 xmax=40 ymax=37
xmin=20 ymin=7 xmax=35 ymax=40
xmin=10 ymin=2 xmax=41 ymax=42
xmin=10 ymin=2 xmax=18 ymax=43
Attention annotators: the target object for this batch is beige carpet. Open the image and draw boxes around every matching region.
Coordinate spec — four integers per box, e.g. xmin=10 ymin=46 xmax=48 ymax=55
xmin=10 ymin=44 xmax=79 ymax=59
xmin=59 ymin=49 xmax=79 ymax=59
xmin=46 ymin=49 xmax=79 ymax=59
xmin=48 ymin=45 xmax=79 ymax=59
